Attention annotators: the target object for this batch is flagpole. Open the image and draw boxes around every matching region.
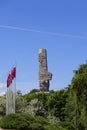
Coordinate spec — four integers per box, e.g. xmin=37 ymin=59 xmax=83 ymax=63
xmin=6 ymin=66 xmax=16 ymax=115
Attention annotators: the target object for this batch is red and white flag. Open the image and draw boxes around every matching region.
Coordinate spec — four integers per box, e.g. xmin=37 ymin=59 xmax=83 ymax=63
xmin=7 ymin=67 xmax=16 ymax=88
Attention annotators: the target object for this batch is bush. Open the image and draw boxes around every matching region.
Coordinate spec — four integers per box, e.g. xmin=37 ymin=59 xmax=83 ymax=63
xmin=0 ymin=113 xmax=32 ymax=129
xmin=0 ymin=113 xmax=67 ymax=130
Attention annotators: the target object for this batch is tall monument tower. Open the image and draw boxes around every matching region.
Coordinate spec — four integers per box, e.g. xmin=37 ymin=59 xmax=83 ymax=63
xmin=39 ymin=49 xmax=52 ymax=91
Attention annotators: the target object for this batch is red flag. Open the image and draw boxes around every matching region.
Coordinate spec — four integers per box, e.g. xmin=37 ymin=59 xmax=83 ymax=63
xmin=7 ymin=73 xmax=12 ymax=88
xmin=11 ymin=67 xmax=16 ymax=79
xmin=7 ymin=67 xmax=16 ymax=88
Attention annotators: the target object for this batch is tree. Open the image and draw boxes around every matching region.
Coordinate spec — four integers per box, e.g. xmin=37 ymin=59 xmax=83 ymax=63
xmin=46 ymin=90 xmax=68 ymax=121
xmin=24 ymin=98 xmax=47 ymax=117
xmin=65 ymin=63 xmax=87 ymax=130
xmin=16 ymin=91 xmax=27 ymax=113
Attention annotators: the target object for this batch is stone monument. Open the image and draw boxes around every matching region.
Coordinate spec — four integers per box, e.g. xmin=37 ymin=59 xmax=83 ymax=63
xmin=39 ymin=48 xmax=52 ymax=91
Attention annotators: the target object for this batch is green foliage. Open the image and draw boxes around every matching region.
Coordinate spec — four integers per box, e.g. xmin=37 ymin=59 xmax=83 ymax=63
xmin=23 ymin=91 xmax=48 ymax=105
xmin=24 ymin=98 xmax=47 ymax=117
xmin=30 ymin=89 xmax=39 ymax=93
xmin=0 ymin=113 xmax=66 ymax=130
xmin=16 ymin=95 xmax=27 ymax=113
xmin=24 ymin=90 xmax=68 ymax=121
xmin=65 ymin=63 xmax=87 ymax=129
xmin=36 ymin=92 xmax=49 ymax=108
xmin=59 ymin=121 xmax=75 ymax=130
xmin=0 ymin=113 xmax=33 ymax=129
xmin=0 ymin=95 xmax=6 ymax=115
xmin=23 ymin=92 xmax=39 ymax=103
xmin=46 ymin=89 xmax=68 ymax=121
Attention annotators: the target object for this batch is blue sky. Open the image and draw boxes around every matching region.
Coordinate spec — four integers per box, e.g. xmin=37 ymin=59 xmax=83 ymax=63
xmin=0 ymin=0 xmax=87 ymax=95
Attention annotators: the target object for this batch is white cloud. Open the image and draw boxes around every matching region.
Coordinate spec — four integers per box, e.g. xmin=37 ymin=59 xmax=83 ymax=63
xmin=0 ymin=83 xmax=6 ymax=89
xmin=0 ymin=25 xmax=85 ymax=39
xmin=0 ymin=91 xmax=5 ymax=96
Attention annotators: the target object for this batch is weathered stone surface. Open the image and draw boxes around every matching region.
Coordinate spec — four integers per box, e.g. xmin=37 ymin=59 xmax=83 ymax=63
xmin=39 ymin=49 xmax=52 ymax=91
